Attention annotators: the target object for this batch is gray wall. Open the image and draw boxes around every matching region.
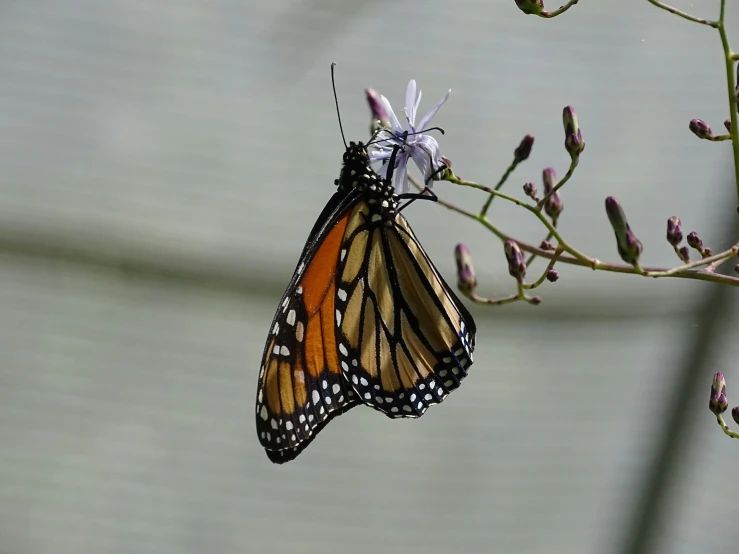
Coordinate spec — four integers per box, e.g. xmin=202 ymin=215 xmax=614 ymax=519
xmin=0 ymin=1 xmax=737 ymax=553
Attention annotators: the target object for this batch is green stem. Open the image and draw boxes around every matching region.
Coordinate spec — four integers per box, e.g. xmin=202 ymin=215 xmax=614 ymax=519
xmin=717 ymin=414 xmax=739 ymax=439
xmin=541 ymin=0 xmax=579 ymax=18
xmin=450 ymin=175 xmax=595 ymax=265
xmin=428 ymin=188 xmax=739 ymax=287
xmin=717 ymin=0 xmax=739 ymax=202
xmin=644 ymin=247 xmax=738 ymax=277
xmin=523 ymin=248 xmax=563 ymax=290
xmin=480 ymin=159 xmax=518 ymax=217
xmin=645 ymin=0 xmax=717 ymax=27
xmin=469 ymin=291 xmax=522 ymax=307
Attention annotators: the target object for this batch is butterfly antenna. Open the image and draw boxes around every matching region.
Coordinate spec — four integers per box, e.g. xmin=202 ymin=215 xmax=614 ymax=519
xmin=330 ymin=62 xmax=348 ymax=150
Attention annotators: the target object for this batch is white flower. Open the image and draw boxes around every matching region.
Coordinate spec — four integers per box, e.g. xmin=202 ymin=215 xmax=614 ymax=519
xmin=369 ymin=79 xmax=450 ymax=195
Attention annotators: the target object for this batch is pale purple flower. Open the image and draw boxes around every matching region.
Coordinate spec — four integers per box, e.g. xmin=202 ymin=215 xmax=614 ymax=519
xmin=368 ymin=79 xmax=450 ymax=195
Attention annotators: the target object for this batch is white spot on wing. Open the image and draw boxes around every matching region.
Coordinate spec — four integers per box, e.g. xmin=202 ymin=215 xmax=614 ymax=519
xmin=286 ymin=421 xmax=293 ymax=431
xmin=340 ymin=249 xmax=347 ymax=261
xmin=312 ymin=390 xmax=320 ymax=404
xmin=339 ymin=344 xmax=348 ymax=356
xmin=332 ymin=384 xmax=341 ymax=394
xmin=296 ymin=322 xmax=305 ymax=342
xmin=338 ymin=289 xmax=348 ymax=302
xmin=280 ymin=345 xmax=290 ymax=356
xmin=260 ymin=406 xmax=268 ymax=420
xmin=287 ymin=310 xmax=296 ymax=326
xmin=336 ymin=309 xmax=342 ymax=325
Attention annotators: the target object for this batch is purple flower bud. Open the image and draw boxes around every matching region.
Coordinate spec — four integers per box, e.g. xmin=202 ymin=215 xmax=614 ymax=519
xmin=666 ymin=216 xmax=683 ymax=247
xmin=562 ymin=106 xmax=585 ymax=159
xmin=529 ymin=296 xmax=542 ymax=305
xmin=709 ymin=372 xmax=728 ymax=416
xmin=454 ymin=243 xmax=477 ymax=296
xmin=546 ymin=269 xmax=559 ymax=282
xmin=686 ymin=231 xmax=703 ymax=252
xmin=514 ymin=0 xmax=544 ymax=15
xmin=689 ymin=118 xmax=713 ymax=139
xmin=504 ymin=240 xmax=526 ymax=282
xmin=725 ymin=120 xmax=732 ymax=134
xmin=704 ymin=247 xmax=712 ymax=257
xmin=366 ymin=88 xmax=391 ymax=131
xmin=678 ymin=246 xmax=690 ymax=263
xmin=514 ymin=135 xmax=535 ymax=164
xmin=523 ymin=182 xmax=538 ymax=201
xmin=542 ymin=168 xmax=563 ymax=221
xmin=605 ymin=196 xmax=643 ymax=266
xmin=732 ymin=406 xmax=739 ymax=426
xmin=540 ymin=240 xmax=552 ymax=250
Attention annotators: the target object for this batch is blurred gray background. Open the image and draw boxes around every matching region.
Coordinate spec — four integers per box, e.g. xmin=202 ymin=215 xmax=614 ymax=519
xmin=0 ymin=0 xmax=737 ymax=553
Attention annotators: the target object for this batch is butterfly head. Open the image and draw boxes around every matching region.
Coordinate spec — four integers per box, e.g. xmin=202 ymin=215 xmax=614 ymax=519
xmin=335 ymin=141 xmax=399 ymax=225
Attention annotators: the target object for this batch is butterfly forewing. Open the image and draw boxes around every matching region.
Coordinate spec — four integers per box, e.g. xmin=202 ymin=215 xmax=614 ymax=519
xmin=333 ymin=203 xmax=475 ymax=418
xmin=256 ymin=201 xmax=360 ymax=463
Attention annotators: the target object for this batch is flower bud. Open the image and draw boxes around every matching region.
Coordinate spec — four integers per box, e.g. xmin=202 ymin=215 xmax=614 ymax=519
xmin=542 ymin=168 xmax=563 ymax=221
xmin=546 ymin=269 xmax=559 ymax=282
xmin=514 ymin=0 xmax=544 ymax=15
xmin=454 ymin=244 xmax=477 ymax=296
xmin=514 ymin=134 xmax=534 ymax=164
xmin=709 ymin=372 xmax=728 ymax=416
xmin=523 ymin=182 xmax=538 ymax=201
xmin=540 ymin=240 xmax=552 ymax=250
xmin=686 ymin=231 xmax=703 ymax=252
xmin=562 ymin=106 xmax=585 ymax=159
xmin=504 ymin=240 xmax=526 ymax=282
xmin=732 ymin=406 xmax=739 ymax=426
xmin=688 ymin=118 xmax=713 ymax=139
xmin=366 ymin=88 xmax=391 ymax=133
xmin=605 ymin=196 xmax=643 ymax=266
xmin=666 ymin=216 xmax=683 ymax=247
xmin=725 ymin=119 xmax=732 ymax=134
xmin=678 ymin=246 xmax=690 ymax=263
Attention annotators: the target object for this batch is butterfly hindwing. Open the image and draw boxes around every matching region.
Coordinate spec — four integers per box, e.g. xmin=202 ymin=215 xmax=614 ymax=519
xmin=334 ymin=202 xmax=475 ymax=418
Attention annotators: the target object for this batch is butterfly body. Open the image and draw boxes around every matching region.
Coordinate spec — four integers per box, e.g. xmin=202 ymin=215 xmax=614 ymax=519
xmin=256 ymin=141 xmax=476 ymax=463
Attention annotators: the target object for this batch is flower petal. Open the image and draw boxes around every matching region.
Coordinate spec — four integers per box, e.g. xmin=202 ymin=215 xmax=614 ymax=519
xmin=405 ymin=80 xmax=418 ymax=129
xmin=417 ymin=89 xmax=451 ymax=132
xmin=378 ymin=95 xmax=402 ymax=133
xmin=411 ymin=136 xmax=444 ymax=184
xmin=392 ymin=154 xmax=409 ymax=195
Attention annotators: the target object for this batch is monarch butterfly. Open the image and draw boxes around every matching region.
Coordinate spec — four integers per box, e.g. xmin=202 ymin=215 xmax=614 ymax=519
xmin=255 ymin=73 xmax=476 ymax=464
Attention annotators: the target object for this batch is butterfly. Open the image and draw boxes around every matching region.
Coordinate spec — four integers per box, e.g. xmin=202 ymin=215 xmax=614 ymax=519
xmin=256 ymin=77 xmax=476 ymax=463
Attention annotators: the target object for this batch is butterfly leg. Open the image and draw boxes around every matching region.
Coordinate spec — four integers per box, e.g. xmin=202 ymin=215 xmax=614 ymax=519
xmin=397 ymin=187 xmax=438 ymax=213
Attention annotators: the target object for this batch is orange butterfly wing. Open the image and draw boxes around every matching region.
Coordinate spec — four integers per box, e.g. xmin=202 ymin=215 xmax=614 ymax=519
xmin=256 ymin=208 xmax=360 ymax=464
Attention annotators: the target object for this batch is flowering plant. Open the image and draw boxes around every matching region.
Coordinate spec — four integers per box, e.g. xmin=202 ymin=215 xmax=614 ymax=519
xmin=364 ymin=0 xmax=739 ymax=439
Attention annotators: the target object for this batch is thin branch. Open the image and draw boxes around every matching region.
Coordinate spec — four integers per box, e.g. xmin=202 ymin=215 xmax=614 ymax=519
xmin=541 ymin=0 xmax=580 ymax=18
xmin=645 ymin=0 xmax=717 ymax=27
